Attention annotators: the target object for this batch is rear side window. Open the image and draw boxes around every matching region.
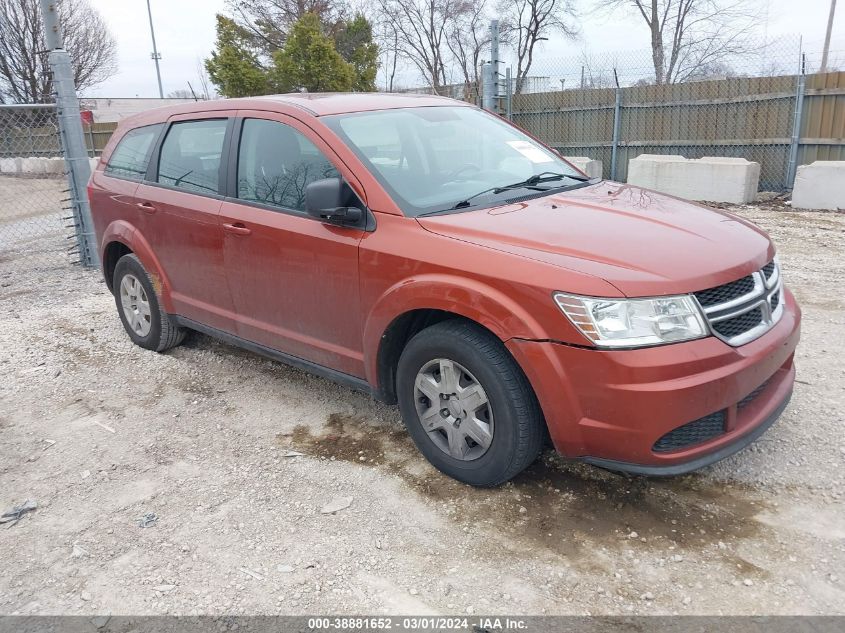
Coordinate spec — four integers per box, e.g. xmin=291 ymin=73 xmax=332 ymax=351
xmin=104 ymin=124 xmax=162 ymax=180
xmin=236 ymin=118 xmax=338 ymax=212
xmin=157 ymin=119 xmax=228 ymax=194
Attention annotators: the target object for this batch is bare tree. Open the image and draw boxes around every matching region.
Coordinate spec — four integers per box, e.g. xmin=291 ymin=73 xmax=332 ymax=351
xmin=445 ymin=0 xmax=490 ymax=99
xmin=195 ymin=57 xmax=216 ymax=99
xmin=499 ymin=0 xmax=577 ymax=95
xmin=375 ymin=0 xmax=469 ymax=89
xmin=0 ymin=0 xmax=117 ymax=103
xmin=595 ymin=0 xmax=758 ymax=84
xmin=577 ymin=50 xmax=619 ymax=88
xmin=167 ymin=88 xmax=197 ymax=99
xmin=373 ymin=16 xmax=402 ymax=91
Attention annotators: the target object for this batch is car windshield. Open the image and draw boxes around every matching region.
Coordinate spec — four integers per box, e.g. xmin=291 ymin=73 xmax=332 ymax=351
xmin=323 ymin=106 xmax=587 ymax=216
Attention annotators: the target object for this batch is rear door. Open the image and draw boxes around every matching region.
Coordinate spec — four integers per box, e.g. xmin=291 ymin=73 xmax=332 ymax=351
xmin=89 ymin=123 xmax=164 ymax=256
xmin=218 ymin=112 xmax=367 ymax=377
xmin=135 ymin=111 xmax=237 ymax=331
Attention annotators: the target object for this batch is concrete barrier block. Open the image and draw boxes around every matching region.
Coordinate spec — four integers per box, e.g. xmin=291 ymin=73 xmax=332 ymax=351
xmin=44 ymin=157 xmax=66 ymax=175
xmin=564 ymin=156 xmax=603 ymax=179
xmin=792 ymin=161 xmax=845 ymax=210
xmin=20 ymin=157 xmax=47 ymax=174
xmin=89 ymin=157 xmax=100 ymax=172
xmin=627 ymin=154 xmax=760 ymax=204
xmin=0 ymin=157 xmax=21 ymax=174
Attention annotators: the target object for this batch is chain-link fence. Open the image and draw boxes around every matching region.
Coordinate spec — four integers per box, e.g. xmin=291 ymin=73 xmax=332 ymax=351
xmin=0 ymin=104 xmax=74 ymax=275
xmin=491 ymin=37 xmax=845 ymax=192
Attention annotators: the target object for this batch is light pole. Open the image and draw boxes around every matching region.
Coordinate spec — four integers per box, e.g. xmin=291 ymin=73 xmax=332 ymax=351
xmin=146 ymin=0 xmax=164 ymax=97
xmin=821 ymin=0 xmax=837 ymax=72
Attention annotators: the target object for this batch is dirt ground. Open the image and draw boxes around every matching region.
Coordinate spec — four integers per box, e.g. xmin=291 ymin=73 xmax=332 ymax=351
xmin=0 ymin=179 xmax=843 ymax=616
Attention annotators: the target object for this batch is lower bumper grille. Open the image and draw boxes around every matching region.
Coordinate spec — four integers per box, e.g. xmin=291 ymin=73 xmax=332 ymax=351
xmin=653 ymin=375 xmax=775 ymax=453
xmin=653 ymin=411 xmax=726 ymax=453
xmin=738 ymin=377 xmax=771 ymax=410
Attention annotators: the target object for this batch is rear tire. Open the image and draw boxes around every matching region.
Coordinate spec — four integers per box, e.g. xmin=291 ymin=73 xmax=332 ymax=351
xmin=396 ymin=319 xmax=544 ymax=486
xmin=112 ymin=253 xmax=185 ymax=352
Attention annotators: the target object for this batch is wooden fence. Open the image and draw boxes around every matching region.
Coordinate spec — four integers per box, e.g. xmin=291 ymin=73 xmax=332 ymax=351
xmin=0 ymin=115 xmax=117 ymax=159
xmin=512 ymin=71 xmax=845 ymax=191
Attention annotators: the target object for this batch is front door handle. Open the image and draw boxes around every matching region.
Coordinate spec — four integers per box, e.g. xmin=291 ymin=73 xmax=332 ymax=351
xmin=222 ymin=222 xmax=252 ymax=236
xmin=136 ymin=201 xmax=157 ymax=214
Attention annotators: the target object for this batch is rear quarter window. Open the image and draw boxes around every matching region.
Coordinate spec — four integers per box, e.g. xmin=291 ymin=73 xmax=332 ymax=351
xmin=104 ymin=124 xmax=163 ymax=180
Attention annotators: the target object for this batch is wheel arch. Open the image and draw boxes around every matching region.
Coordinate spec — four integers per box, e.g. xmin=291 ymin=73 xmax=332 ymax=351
xmin=366 ymin=274 xmax=550 ymax=403
xmin=100 ymin=220 xmax=174 ymax=311
xmin=102 ymin=241 xmax=133 ymax=292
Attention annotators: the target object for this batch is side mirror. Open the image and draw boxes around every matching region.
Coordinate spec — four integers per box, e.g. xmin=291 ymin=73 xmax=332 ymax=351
xmin=305 ymin=177 xmax=362 ymax=226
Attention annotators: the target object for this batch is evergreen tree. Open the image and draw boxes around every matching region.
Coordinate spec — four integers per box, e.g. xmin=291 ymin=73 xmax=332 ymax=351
xmin=269 ymin=13 xmax=354 ymax=93
xmin=205 ymin=15 xmax=268 ymax=98
xmin=334 ymin=14 xmax=380 ymax=91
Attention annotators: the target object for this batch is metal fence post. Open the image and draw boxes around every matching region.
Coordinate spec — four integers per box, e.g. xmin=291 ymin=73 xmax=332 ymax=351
xmin=505 ymin=66 xmax=512 ymax=120
xmin=40 ymin=0 xmax=99 ymax=268
xmin=482 ymin=62 xmax=495 ymax=112
xmin=610 ymin=85 xmax=623 ymax=182
xmin=786 ymin=62 xmax=806 ymax=190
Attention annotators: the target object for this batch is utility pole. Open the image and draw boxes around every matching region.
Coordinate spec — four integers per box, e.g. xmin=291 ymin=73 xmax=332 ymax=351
xmin=39 ymin=0 xmax=99 ymax=267
xmin=146 ymin=0 xmax=164 ymax=98
xmin=820 ymin=0 xmax=837 ymax=72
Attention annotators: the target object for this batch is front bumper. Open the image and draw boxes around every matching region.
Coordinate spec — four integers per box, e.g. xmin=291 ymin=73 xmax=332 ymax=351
xmin=506 ymin=288 xmax=801 ymax=474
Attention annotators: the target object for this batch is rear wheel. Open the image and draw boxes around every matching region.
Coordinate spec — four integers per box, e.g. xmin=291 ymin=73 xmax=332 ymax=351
xmin=396 ymin=320 xmax=544 ymax=486
xmin=112 ymin=254 xmax=185 ymax=352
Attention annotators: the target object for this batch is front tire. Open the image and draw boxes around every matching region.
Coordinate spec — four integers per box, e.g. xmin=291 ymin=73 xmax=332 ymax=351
xmin=396 ymin=320 xmax=545 ymax=486
xmin=112 ymin=253 xmax=185 ymax=352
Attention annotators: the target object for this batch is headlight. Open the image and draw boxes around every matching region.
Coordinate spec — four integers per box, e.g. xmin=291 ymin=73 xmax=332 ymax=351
xmin=553 ymin=292 xmax=708 ymax=348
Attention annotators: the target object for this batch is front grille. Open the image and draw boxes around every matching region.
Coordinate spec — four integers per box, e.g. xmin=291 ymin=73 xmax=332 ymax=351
xmin=653 ymin=411 xmax=726 ymax=452
xmin=712 ymin=306 xmax=764 ymax=338
xmin=694 ymin=275 xmax=755 ymax=308
xmin=762 ymin=261 xmax=775 ymax=280
xmin=738 ymin=378 xmax=770 ymax=410
xmin=694 ymin=259 xmax=783 ymax=346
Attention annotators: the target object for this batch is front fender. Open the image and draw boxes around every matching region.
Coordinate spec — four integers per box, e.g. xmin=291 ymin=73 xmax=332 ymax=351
xmin=101 ymin=220 xmax=175 ymax=312
xmin=362 ymin=273 xmax=551 ymax=388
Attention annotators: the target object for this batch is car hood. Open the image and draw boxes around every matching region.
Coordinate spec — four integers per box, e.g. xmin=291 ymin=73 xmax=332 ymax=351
xmin=417 ymin=182 xmax=774 ymax=297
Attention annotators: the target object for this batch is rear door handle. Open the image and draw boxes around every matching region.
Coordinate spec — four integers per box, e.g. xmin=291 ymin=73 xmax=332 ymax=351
xmin=222 ymin=222 xmax=252 ymax=236
xmin=136 ymin=201 xmax=157 ymax=214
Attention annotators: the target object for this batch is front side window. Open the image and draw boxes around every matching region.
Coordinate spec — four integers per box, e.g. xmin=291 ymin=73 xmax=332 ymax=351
xmin=236 ymin=118 xmax=339 ymax=212
xmin=104 ymin=124 xmax=162 ymax=180
xmin=157 ymin=119 xmax=228 ymax=194
xmin=323 ymin=106 xmax=584 ymax=216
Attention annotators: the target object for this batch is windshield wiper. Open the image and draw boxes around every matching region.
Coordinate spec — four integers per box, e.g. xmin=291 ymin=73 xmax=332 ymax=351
xmin=436 ymin=171 xmax=592 ymax=213
xmin=510 ymin=171 xmax=592 ymax=188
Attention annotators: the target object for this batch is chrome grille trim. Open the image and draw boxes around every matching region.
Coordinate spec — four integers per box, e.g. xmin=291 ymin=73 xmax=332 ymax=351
xmin=694 ymin=260 xmax=784 ymax=347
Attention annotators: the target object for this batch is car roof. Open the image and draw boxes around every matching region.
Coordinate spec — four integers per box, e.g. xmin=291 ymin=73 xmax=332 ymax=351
xmin=119 ymin=92 xmax=472 ymax=127
xmin=250 ymin=92 xmax=470 ymax=115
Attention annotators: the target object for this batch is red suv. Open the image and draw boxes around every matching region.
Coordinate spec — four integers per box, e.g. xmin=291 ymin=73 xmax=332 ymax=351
xmin=88 ymin=94 xmax=800 ymax=486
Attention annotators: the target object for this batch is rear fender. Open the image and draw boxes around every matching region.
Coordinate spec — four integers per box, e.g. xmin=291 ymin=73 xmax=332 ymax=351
xmin=101 ymin=220 xmax=174 ymax=312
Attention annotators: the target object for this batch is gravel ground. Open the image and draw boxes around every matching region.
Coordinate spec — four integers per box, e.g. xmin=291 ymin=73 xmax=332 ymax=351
xmin=0 ymin=179 xmax=844 ymax=616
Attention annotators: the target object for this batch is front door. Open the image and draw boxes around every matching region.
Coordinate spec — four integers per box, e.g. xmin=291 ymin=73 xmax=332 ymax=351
xmin=219 ymin=113 xmax=367 ymax=378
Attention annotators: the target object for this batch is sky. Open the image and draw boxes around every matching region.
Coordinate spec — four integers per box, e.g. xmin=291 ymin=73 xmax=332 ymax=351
xmin=86 ymin=0 xmax=845 ymax=98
